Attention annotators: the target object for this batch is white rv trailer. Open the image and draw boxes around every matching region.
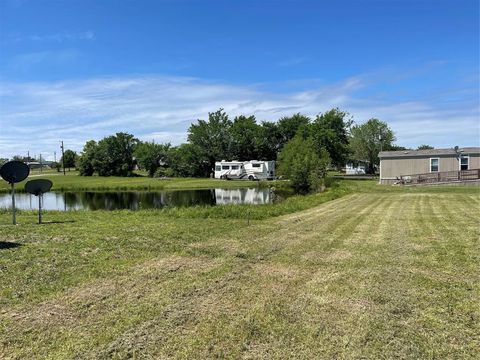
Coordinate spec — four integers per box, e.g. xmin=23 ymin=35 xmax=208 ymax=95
xmin=214 ymin=160 xmax=275 ymax=180
xmin=214 ymin=161 xmax=245 ymax=179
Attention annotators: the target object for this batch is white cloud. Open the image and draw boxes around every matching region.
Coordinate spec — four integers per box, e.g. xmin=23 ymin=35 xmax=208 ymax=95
xmin=0 ymin=74 xmax=478 ymax=160
xmin=8 ymin=49 xmax=81 ymax=71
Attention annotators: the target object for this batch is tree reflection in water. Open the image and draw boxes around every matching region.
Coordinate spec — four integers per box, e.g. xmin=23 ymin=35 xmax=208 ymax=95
xmin=1 ymin=188 xmax=275 ymax=211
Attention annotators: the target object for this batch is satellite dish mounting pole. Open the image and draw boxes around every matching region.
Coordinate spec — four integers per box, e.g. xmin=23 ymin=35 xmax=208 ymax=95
xmin=24 ymin=179 xmax=52 ymax=224
xmin=11 ymin=183 xmax=16 ymax=225
xmin=0 ymin=161 xmax=30 ymax=225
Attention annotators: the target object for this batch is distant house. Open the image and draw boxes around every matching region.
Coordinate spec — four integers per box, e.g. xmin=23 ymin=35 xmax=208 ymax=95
xmin=378 ymin=147 xmax=480 ymax=184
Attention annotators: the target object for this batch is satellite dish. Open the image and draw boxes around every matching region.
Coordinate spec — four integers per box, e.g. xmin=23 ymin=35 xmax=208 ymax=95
xmin=0 ymin=161 xmax=30 ymax=225
xmin=25 ymin=179 xmax=53 ymax=196
xmin=24 ymin=179 xmax=53 ymax=224
xmin=0 ymin=161 xmax=30 ymax=184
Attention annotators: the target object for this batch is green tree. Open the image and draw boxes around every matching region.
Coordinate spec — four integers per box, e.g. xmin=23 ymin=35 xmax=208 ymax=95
xmin=134 ymin=141 xmax=171 ymax=177
xmin=12 ymin=155 xmax=35 ymax=162
xmin=50 ymin=161 xmax=61 ymax=172
xmin=77 ymin=140 xmax=98 ymax=176
xmin=230 ymin=115 xmax=261 ymax=160
xmin=417 ymin=144 xmax=434 ymax=150
xmin=169 ymin=143 xmax=206 ymax=177
xmin=278 ymin=135 xmax=330 ymax=194
xmin=311 ymin=108 xmax=352 ymax=168
xmin=187 ymin=109 xmax=233 ymax=177
xmin=61 ymin=149 xmax=78 ymax=170
xmin=93 ymin=133 xmax=138 ymax=176
xmin=277 ymin=113 xmax=311 ymax=150
xmin=0 ymin=158 xmax=8 ymax=166
xmin=350 ymin=118 xmax=395 ymax=174
xmin=256 ymin=121 xmax=282 ymax=160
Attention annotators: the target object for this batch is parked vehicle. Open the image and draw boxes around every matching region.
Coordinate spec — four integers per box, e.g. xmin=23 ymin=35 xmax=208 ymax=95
xmin=214 ymin=160 xmax=275 ymax=180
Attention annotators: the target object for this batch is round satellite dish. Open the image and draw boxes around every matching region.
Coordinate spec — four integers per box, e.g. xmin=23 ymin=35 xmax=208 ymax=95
xmin=25 ymin=179 xmax=53 ymax=196
xmin=0 ymin=161 xmax=30 ymax=184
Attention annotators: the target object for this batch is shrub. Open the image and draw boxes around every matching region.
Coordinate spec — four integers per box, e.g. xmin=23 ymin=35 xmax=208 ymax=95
xmin=278 ymin=135 xmax=330 ymax=193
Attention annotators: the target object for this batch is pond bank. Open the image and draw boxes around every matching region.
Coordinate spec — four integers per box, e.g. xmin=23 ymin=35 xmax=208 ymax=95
xmin=0 ymin=175 xmax=284 ymax=193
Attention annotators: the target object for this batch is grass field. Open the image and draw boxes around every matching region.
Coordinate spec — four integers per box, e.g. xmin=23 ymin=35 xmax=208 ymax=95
xmin=0 ymin=172 xmax=283 ymax=193
xmin=0 ymin=181 xmax=479 ymax=359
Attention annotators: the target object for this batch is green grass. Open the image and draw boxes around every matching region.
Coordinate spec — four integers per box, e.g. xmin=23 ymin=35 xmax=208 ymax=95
xmin=0 ymin=173 xmax=284 ymax=192
xmin=0 ymin=180 xmax=479 ymax=359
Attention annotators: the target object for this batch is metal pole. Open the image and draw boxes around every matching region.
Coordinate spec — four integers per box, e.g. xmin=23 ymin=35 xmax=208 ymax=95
xmin=39 ymin=153 xmax=42 ymax=173
xmin=11 ymin=183 xmax=16 ymax=225
xmin=38 ymin=194 xmax=42 ymax=224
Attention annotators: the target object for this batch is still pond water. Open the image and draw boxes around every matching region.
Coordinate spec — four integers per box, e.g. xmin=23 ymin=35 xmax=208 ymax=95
xmin=0 ymin=188 xmax=277 ymax=211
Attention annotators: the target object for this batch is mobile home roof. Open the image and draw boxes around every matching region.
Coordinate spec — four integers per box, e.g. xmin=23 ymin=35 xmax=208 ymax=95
xmin=379 ymin=147 xmax=480 ymax=159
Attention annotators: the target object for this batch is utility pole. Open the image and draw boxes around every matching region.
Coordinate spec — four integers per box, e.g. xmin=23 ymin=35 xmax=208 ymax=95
xmin=60 ymin=141 xmax=66 ymax=175
xmin=54 ymin=151 xmax=56 ymax=163
xmin=39 ymin=153 xmax=43 ymax=173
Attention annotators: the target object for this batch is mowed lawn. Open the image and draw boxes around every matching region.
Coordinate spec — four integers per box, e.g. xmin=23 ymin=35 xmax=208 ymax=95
xmin=0 ymin=187 xmax=479 ymax=358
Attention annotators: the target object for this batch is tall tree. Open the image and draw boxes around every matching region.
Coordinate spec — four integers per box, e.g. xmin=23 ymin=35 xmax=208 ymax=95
xmin=169 ymin=143 xmax=206 ymax=177
xmin=230 ymin=115 xmax=261 ymax=160
xmin=256 ymin=121 xmax=282 ymax=160
xmin=61 ymin=149 xmax=78 ymax=170
xmin=277 ymin=113 xmax=311 ymax=150
xmin=187 ymin=109 xmax=233 ymax=176
xmin=77 ymin=140 xmax=98 ymax=176
xmin=93 ymin=132 xmax=138 ymax=176
xmin=134 ymin=141 xmax=171 ymax=177
xmin=311 ymin=108 xmax=352 ymax=168
xmin=350 ymin=118 xmax=395 ymax=174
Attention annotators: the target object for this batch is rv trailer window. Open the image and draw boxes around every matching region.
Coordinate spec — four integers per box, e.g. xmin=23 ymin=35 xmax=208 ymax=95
xmin=215 ymin=166 xmax=221 ymax=171
xmin=460 ymin=155 xmax=469 ymax=170
xmin=231 ymin=165 xmax=239 ymax=170
xmin=252 ymin=163 xmax=261 ymax=168
xmin=430 ymin=158 xmax=439 ymax=172
xmin=222 ymin=165 xmax=230 ymax=170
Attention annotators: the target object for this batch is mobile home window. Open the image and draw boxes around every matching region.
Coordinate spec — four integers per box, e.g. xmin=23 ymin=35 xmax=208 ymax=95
xmin=430 ymin=158 xmax=439 ymax=172
xmin=460 ymin=155 xmax=469 ymax=170
xmin=215 ymin=166 xmax=221 ymax=171
xmin=231 ymin=165 xmax=239 ymax=170
xmin=222 ymin=165 xmax=230 ymax=170
xmin=252 ymin=163 xmax=261 ymax=168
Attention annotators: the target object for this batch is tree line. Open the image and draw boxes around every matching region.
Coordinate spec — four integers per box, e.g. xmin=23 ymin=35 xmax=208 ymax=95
xmin=70 ymin=108 xmax=406 ymax=192
xmin=1 ymin=108 xmax=433 ymax=193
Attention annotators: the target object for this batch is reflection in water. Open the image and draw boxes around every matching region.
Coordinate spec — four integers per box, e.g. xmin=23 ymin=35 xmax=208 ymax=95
xmin=0 ymin=188 xmax=275 ymax=211
xmin=214 ymin=188 xmax=271 ymax=205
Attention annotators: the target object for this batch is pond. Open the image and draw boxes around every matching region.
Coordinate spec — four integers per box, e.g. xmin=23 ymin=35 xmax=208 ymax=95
xmin=0 ymin=188 xmax=278 ymax=211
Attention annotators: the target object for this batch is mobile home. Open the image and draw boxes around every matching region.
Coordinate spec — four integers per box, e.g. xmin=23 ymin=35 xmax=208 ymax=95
xmin=378 ymin=147 xmax=480 ymax=184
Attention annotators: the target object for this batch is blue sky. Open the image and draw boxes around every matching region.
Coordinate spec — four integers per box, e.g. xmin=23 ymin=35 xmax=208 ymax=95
xmin=0 ymin=0 xmax=479 ymax=160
